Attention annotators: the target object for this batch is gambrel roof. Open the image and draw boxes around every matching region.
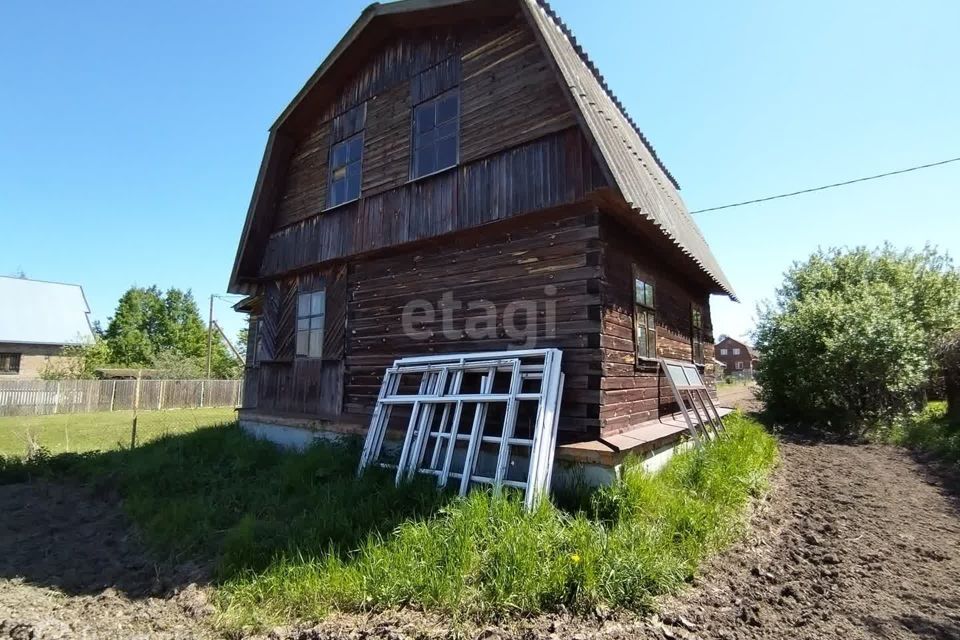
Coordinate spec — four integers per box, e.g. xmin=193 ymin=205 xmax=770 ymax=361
xmin=230 ymin=0 xmax=735 ymax=299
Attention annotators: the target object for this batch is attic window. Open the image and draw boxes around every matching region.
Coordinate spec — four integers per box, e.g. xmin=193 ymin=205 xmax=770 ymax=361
xmin=0 ymin=353 xmax=20 ymax=375
xmin=411 ymin=89 xmax=459 ymax=179
xmin=328 ymin=133 xmax=363 ymax=207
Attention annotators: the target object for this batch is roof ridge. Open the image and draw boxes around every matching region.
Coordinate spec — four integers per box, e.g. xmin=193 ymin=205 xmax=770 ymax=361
xmin=533 ymin=0 xmax=681 ymax=191
xmin=0 ymin=274 xmax=85 ymax=289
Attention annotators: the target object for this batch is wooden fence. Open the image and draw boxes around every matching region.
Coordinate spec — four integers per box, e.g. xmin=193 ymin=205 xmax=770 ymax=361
xmin=0 ymin=379 xmax=243 ymax=417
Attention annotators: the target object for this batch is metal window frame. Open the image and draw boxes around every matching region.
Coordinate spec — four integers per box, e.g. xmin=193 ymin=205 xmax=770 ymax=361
xmin=660 ymin=357 xmax=726 ymax=444
xmin=358 ymin=348 xmax=564 ymax=510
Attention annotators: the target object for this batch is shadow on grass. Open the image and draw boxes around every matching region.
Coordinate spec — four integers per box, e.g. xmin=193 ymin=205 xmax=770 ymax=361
xmin=0 ymin=422 xmax=458 ymax=598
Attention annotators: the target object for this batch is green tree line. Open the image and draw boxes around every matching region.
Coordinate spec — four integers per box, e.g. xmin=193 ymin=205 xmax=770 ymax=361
xmin=43 ymin=286 xmax=241 ymax=380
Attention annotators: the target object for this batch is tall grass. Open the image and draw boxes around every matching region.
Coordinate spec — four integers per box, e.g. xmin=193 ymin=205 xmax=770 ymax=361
xmin=0 ymin=412 xmax=777 ymax=629
xmin=218 ymin=413 xmax=777 ymax=627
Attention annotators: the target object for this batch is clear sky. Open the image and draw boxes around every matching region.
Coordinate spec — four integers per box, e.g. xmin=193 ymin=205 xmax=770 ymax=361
xmin=2 ymin=1 xmax=958 ymax=344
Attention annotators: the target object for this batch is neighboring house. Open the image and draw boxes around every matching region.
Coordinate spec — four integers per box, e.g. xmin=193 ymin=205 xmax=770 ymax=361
xmin=229 ymin=0 xmax=735 ymax=460
xmin=0 ymin=276 xmax=95 ymax=379
xmin=715 ymin=336 xmax=759 ymax=374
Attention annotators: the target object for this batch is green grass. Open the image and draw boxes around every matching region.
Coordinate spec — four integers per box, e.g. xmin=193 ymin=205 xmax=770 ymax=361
xmin=0 ymin=412 xmax=777 ymax=630
xmin=889 ymin=401 xmax=960 ymax=465
xmin=0 ymin=408 xmax=236 ymax=456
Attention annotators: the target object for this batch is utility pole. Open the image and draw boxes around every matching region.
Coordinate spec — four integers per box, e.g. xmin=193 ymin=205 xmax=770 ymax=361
xmin=206 ymin=293 xmax=214 ymax=379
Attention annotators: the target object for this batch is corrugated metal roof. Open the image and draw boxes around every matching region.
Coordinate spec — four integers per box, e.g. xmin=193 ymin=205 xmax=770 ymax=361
xmin=524 ymin=0 xmax=736 ymax=299
xmin=0 ymin=276 xmax=95 ymax=346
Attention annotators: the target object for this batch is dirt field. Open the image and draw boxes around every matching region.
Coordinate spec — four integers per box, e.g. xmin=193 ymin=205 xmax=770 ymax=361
xmin=2 ymin=433 xmax=959 ymax=638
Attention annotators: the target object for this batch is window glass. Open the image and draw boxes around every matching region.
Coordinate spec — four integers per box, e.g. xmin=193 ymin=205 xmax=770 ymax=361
xmin=0 ymin=353 xmax=20 ymax=374
xmin=328 ymin=132 xmax=363 ymax=207
xmin=412 ymin=90 xmax=459 ymax=179
xmin=691 ymin=307 xmax=704 ymax=364
xmin=296 ymin=290 xmax=326 ymax=358
xmin=633 ymin=272 xmax=656 ymax=361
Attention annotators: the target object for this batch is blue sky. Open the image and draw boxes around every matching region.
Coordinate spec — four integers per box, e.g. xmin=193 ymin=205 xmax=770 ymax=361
xmin=2 ymin=1 xmax=958 ymax=344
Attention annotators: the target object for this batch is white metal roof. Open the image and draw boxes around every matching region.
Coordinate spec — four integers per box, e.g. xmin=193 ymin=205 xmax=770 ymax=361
xmin=0 ymin=276 xmax=95 ymax=346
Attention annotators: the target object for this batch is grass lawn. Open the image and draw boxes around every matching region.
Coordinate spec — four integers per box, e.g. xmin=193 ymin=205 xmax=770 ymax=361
xmin=0 ymin=407 xmax=237 ymax=456
xmin=0 ymin=412 xmax=778 ymax=630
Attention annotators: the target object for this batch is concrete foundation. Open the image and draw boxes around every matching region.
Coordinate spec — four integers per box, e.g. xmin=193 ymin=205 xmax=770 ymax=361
xmin=239 ymin=414 xmax=696 ymax=489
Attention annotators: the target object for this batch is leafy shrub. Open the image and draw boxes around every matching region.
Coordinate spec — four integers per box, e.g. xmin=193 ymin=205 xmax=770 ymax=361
xmin=890 ymin=402 xmax=960 ymax=465
xmin=756 ymin=246 xmax=960 ymax=435
xmin=937 ymin=332 xmax=960 ymax=421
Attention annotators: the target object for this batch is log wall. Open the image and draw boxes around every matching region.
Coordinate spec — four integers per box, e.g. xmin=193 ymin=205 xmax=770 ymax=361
xmin=344 ymin=207 xmax=603 ymax=440
xmin=598 ymin=216 xmax=717 ymax=434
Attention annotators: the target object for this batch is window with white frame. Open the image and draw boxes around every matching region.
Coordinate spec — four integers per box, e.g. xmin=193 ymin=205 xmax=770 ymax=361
xmin=720 ymin=348 xmax=728 ymax=356
xmin=633 ymin=267 xmax=656 ymax=361
xmin=691 ymin=305 xmax=704 ymax=364
xmin=296 ymin=290 xmax=326 ymax=358
xmin=411 ymin=89 xmax=459 ymax=179
xmin=735 ymin=361 xmax=744 ymax=370
xmin=732 ymin=347 xmax=741 ymax=355
xmin=328 ymin=133 xmax=363 ymax=207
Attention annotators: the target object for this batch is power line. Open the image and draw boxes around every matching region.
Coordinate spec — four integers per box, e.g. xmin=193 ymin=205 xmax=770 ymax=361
xmin=690 ymin=155 xmax=960 ymax=214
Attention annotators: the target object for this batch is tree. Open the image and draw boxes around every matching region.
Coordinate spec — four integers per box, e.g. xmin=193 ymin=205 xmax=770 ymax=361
xmin=103 ymin=286 xmax=239 ymax=378
xmin=40 ymin=337 xmax=112 ymax=380
xmin=938 ymin=332 xmax=960 ymax=422
xmin=755 ymin=245 xmax=960 ymax=435
xmin=103 ymin=286 xmax=165 ymax=365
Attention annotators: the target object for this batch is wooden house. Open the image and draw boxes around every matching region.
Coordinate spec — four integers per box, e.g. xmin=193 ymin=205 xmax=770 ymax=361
xmin=716 ymin=336 xmax=759 ymax=375
xmin=229 ymin=0 xmax=736 ymax=470
xmin=0 ymin=276 xmax=95 ymax=379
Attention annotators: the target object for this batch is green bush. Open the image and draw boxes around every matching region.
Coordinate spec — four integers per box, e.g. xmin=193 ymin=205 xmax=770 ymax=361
xmin=937 ymin=332 xmax=960 ymax=421
xmin=756 ymin=246 xmax=960 ymax=435
xmin=890 ymin=402 xmax=960 ymax=465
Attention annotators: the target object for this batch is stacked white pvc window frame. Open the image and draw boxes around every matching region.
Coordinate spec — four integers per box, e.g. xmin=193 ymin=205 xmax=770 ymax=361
xmin=358 ymin=349 xmax=564 ymax=510
xmin=660 ymin=358 xmax=726 ymax=443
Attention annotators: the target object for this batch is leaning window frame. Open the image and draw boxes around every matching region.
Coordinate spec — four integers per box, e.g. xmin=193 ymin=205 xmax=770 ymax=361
xmin=632 ymin=265 xmax=657 ymax=364
xmin=327 ymin=131 xmax=364 ymax=209
xmin=295 ymin=290 xmax=326 ymax=360
xmin=410 ymin=87 xmax=460 ymax=181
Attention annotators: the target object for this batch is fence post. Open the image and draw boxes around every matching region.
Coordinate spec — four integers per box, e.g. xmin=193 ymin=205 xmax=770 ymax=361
xmin=134 ymin=373 xmax=141 ymax=412
xmin=55 ymin=382 xmax=61 ymax=415
xmin=109 ymin=380 xmax=117 ymax=412
xmin=158 ymin=379 xmax=164 ymax=411
xmin=199 ymin=379 xmax=205 ymax=408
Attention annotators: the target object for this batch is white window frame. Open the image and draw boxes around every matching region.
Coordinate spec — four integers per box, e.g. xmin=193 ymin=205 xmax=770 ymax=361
xmin=720 ymin=348 xmax=728 ymax=356
xmin=735 ymin=361 xmax=744 ymax=370
xmin=296 ymin=290 xmax=326 ymax=359
xmin=732 ymin=347 xmax=741 ymax=355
